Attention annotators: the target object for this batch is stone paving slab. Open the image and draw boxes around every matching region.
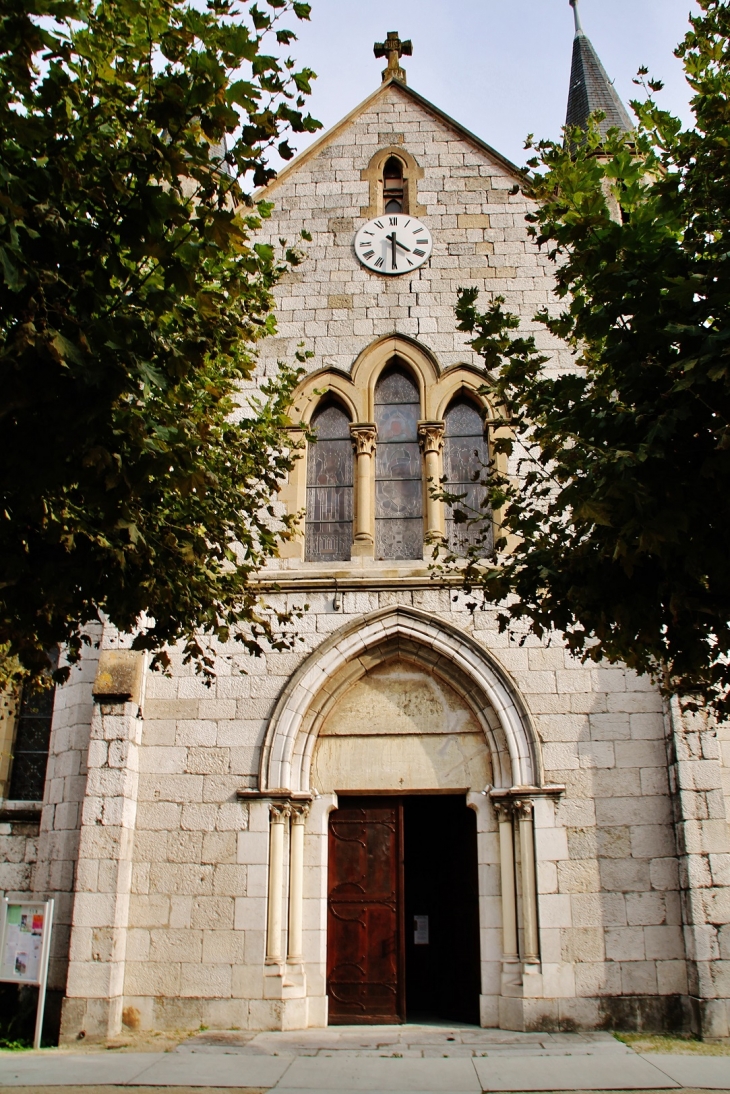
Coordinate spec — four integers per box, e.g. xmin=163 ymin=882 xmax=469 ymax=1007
xmin=638 ymin=1057 xmax=730 ymax=1090
xmin=130 ymin=1054 xmax=294 ymax=1088
xmin=473 ymin=1055 xmax=682 ymax=1091
xmin=1 ymin=1044 xmax=726 ymax=1092
xmin=0 ymin=1053 xmax=168 ymax=1086
xmin=3 ymin=1088 xmax=268 ymax=1094
xmin=272 ymin=1055 xmax=482 ymax=1091
xmin=178 ymin=1027 xmax=634 ymax=1060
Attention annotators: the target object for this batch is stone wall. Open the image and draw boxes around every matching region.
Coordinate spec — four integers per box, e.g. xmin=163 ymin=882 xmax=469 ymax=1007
xmin=0 ymin=816 xmax=38 ymax=901
xmin=718 ymin=719 xmax=730 ymax=836
xmin=0 ymin=695 xmax=39 ymax=902
xmin=53 ymin=586 xmax=697 ymax=1034
xmin=33 ymin=635 xmax=101 ymax=993
xmin=254 ymin=80 xmax=569 ymax=388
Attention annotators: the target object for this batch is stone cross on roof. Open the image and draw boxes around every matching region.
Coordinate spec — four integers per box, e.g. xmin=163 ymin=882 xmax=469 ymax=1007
xmin=374 ymin=31 xmax=412 ymax=85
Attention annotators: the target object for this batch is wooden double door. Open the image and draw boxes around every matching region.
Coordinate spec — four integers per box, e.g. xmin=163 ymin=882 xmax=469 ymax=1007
xmin=327 ymin=795 xmax=481 ymax=1025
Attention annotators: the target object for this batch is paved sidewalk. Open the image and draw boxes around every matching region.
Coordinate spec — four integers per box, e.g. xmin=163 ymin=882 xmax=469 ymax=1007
xmin=1 ymin=1026 xmax=728 ymax=1090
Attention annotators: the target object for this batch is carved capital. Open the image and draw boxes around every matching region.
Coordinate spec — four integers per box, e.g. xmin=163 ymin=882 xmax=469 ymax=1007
xmin=418 ymin=421 xmax=445 ymax=456
xmin=290 ymin=802 xmax=311 ymax=824
xmin=493 ymin=800 xmax=515 ymax=824
xmin=270 ymin=802 xmax=291 ymax=823
xmin=513 ymin=798 xmax=534 ymax=820
xmin=350 ymin=422 xmax=378 ymax=457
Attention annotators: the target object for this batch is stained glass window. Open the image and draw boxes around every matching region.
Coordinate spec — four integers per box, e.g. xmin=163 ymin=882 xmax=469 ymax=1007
xmin=443 ymin=398 xmax=492 ymax=556
xmin=375 ymin=365 xmax=423 ymax=560
xmin=8 ymin=684 xmax=55 ymax=802
xmin=305 ymin=403 xmax=354 ymax=562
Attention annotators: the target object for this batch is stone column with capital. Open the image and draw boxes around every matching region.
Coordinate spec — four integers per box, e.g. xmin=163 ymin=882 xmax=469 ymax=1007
xmin=418 ymin=421 xmax=445 ymax=545
xmin=494 ymin=800 xmax=520 ymax=977
xmin=287 ymin=803 xmax=310 ymax=964
xmin=350 ymin=423 xmax=377 ymax=558
xmin=515 ymin=799 xmax=540 ymax=966
xmin=266 ymin=803 xmax=290 ymax=965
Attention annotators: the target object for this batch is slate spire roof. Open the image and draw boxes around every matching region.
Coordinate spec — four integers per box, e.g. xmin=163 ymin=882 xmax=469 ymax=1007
xmin=566 ymin=0 xmax=632 ymax=137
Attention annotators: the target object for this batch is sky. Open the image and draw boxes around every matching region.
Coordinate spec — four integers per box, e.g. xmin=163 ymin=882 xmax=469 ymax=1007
xmin=282 ymin=0 xmax=701 ymax=170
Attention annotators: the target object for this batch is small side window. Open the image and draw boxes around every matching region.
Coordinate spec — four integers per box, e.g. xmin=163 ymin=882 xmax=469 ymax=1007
xmin=8 ymin=683 xmax=55 ymax=802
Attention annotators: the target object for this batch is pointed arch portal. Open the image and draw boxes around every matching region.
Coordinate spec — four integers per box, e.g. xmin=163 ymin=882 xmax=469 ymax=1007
xmin=252 ymin=608 xmax=565 ymax=1031
xmin=260 ymin=605 xmax=542 ymax=794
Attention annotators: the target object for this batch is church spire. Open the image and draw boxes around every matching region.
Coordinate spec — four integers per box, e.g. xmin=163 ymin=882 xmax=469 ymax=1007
xmin=570 ymin=0 xmax=584 ymax=36
xmin=566 ymin=0 xmax=632 ymax=138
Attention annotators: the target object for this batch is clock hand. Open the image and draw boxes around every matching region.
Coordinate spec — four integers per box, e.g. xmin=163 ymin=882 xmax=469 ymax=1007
xmin=394 ymin=238 xmax=412 ymax=252
xmin=386 ymin=231 xmax=397 ymax=270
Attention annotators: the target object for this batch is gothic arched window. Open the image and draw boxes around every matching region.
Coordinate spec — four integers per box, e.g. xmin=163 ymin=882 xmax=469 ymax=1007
xmin=443 ymin=398 xmax=492 ymax=556
xmin=383 ymin=156 xmax=406 ymax=214
xmin=374 ymin=365 xmax=423 ymax=560
xmin=305 ymin=403 xmax=353 ymax=563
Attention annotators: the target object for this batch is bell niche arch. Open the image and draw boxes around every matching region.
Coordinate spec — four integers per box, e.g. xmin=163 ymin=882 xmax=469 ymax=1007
xmin=360 ymin=146 xmax=426 ymax=219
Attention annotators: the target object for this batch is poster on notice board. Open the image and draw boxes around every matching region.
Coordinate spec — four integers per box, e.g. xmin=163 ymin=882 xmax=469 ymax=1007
xmin=0 ymin=897 xmax=54 ymax=1048
xmin=1 ymin=904 xmax=46 ymax=983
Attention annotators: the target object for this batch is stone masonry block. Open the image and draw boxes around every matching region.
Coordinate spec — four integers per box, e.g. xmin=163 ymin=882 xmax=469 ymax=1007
xmin=180 ymin=962 xmax=232 ymax=998
xmin=149 ymin=928 xmax=203 ymax=964
xmin=600 ymin=858 xmax=651 ymax=893
xmin=621 ymin=961 xmax=658 ymax=995
xmin=190 ymin=897 xmax=234 ymax=931
xmin=606 ymin=927 xmax=646 ymax=962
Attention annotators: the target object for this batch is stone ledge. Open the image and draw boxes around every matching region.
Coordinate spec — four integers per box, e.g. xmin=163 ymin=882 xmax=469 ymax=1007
xmin=0 ymin=799 xmax=42 ymax=822
xmin=252 ymin=570 xmax=464 ymax=591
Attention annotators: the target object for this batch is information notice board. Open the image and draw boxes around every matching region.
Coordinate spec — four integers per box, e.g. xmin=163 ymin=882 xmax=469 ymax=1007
xmin=0 ymin=897 xmax=54 ymax=1048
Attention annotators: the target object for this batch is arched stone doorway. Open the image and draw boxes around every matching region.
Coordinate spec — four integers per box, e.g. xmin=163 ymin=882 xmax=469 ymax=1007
xmin=244 ymin=607 xmax=559 ymax=1031
xmin=314 ymin=657 xmax=489 ymax=1025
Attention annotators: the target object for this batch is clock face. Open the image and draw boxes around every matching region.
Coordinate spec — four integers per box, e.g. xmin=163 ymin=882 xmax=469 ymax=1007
xmin=354 ymin=215 xmax=433 ymax=276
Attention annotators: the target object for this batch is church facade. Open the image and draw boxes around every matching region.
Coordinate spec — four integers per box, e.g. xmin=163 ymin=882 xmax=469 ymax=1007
xmin=1 ymin=9 xmax=730 ymax=1042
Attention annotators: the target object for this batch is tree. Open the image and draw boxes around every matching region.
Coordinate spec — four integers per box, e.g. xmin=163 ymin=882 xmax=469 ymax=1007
xmin=0 ymin=0 xmax=320 ymax=683
xmin=441 ymin=0 xmax=730 ymax=718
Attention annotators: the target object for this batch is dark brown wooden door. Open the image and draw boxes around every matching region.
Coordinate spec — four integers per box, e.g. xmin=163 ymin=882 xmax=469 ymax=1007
xmin=327 ymin=797 xmax=404 ymax=1024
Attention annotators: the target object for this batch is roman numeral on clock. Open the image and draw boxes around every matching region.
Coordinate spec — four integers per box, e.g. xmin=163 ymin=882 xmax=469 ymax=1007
xmin=363 ymin=250 xmax=375 ymax=259
xmin=374 ymin=256 xmax=384 ymax=268
xmin=413 ymin=248 xmax=426 ymax=257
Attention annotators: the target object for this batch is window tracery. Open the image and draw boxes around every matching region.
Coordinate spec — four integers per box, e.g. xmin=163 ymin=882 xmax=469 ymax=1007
xmin=305 ymin=403 xmax=354 ymax=562
xmin=443 ymin=398 xmax=492 ymax=556
xmin=374 ymin=365 xmax=423 ymax=560
xmin=285 ymin=338 xmax=497 ymax=565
